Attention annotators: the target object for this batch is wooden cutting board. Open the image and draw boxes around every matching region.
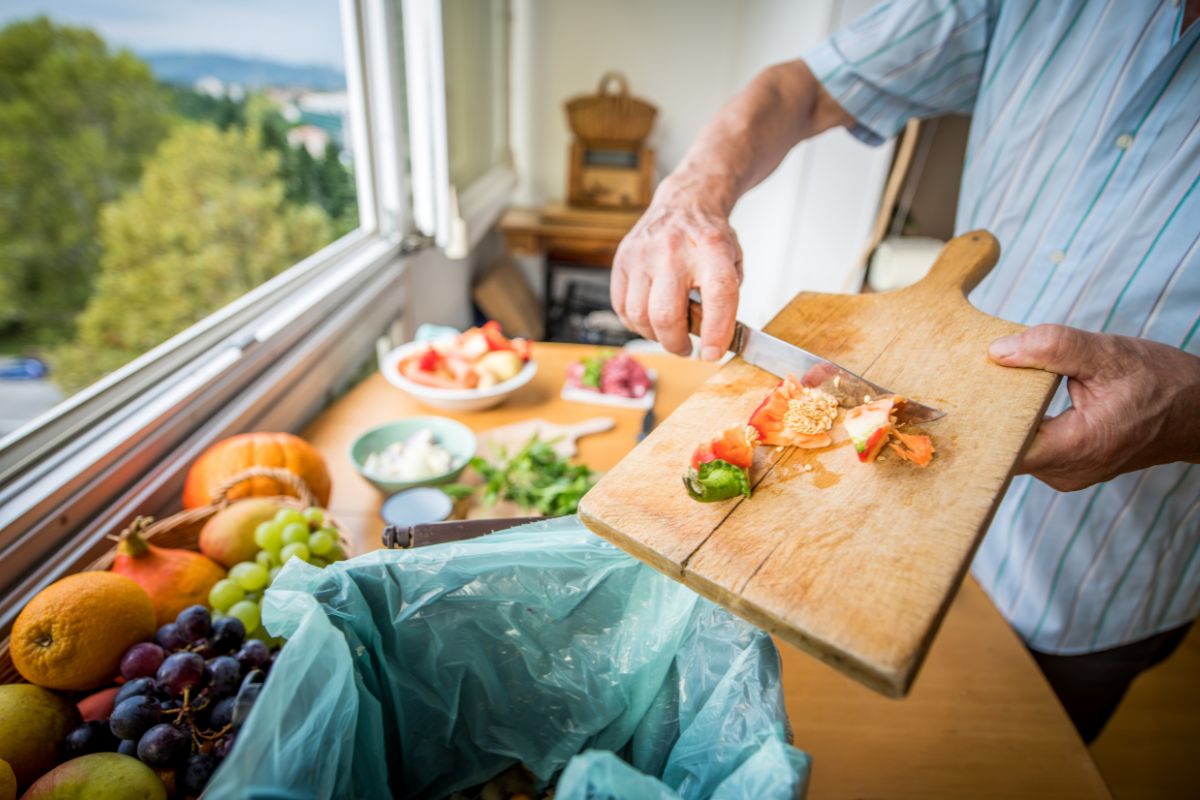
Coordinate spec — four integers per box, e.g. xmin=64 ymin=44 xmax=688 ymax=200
xmin=578 ymin=232 xmax=1058 ymax=697
xmin=477 ymin=417 xmax=616 ymax=459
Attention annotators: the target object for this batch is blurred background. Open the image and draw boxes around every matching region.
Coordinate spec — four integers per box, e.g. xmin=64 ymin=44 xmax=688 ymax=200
xmin=0 ymin=0 xmax=905 ymax=435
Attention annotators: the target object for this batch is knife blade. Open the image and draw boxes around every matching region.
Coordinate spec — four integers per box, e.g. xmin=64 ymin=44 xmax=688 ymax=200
xmin=637 ymin=408 xmax=655 ymax=441
xmin=686 ymin=293 xmax=944 ymax=424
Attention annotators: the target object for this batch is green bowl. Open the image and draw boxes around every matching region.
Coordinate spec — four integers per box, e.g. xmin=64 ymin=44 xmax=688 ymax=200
xmin=349 ymin=416 xmax=476 ymax=495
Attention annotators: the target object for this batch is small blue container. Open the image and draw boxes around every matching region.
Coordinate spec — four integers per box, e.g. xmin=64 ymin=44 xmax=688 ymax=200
xmin=380 ymin=487 xmax=455 ymax=527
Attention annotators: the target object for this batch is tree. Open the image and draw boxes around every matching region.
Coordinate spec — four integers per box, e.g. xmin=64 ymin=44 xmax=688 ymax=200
xmin=53 ymin=124 xmax=332 ymax=390
xmin=317 ymin=140 xmax=359 ymax=235
xmin=0 ymin=18 xmax=172 ymax=339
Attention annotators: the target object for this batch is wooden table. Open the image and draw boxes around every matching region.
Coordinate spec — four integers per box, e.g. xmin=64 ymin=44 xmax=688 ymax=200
xmin=302 ymin=342 xmax=1110 ymax=799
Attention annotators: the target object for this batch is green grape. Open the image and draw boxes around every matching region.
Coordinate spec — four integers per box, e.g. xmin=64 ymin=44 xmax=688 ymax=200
xmin=308 ymin=530 xmax=335 ymax=556
xmin=268 ymin=566 xmax=282 ymax=582
xmin=228 ymin=600 xmax=261 ymax=632
xmin=274 ymin=508 xmax=305 ymax=526
xmin=254 ymin=520 xmax=284 ymax=551
xmin=230 ymin=561 xmax=269 ymax=592
xmin=303 ymin=506 xmax=325 ymax=527
xmin=310 ymin=557 xmax=329 ymax=568
xmin=208 ymin=579 xmax=245 ymax=612
xmin=326 ymin=542 xmax=347 ymax=562
xmin=255 ymin=550 xmax=274 ymax=570
xmin=281 ymin=522 xmax=310 ymax=545
xmin=280 ymin=542 xmax=311 ymax=564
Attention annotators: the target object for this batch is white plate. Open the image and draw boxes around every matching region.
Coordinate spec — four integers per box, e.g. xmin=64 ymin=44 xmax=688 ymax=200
xmin=380 ymin=340 xmax=538 ymax=412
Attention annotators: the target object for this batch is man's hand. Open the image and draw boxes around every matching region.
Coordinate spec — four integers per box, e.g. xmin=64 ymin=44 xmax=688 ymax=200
xmin=611 ymin=176 xmax=743 ymax=360
xmin=989 ymin=324 xmax=1200 ymax=492
xmin=609 ymin=60 xmax=854 ymax=361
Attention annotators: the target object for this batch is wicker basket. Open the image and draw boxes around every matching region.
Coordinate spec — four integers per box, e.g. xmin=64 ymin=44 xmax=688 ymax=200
xmin=565 ymin=71 xmax=658 ymax=147
xmin=0 ymin=467 xmax=349 ymax=687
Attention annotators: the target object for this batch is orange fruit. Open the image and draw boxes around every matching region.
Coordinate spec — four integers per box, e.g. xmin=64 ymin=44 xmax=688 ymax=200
xmin=10 ymin=572 xmax=156 ymax=691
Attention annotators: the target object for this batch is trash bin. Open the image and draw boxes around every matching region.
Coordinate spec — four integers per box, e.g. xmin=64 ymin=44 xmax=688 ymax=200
xmin=205 ymin=517 xmax=810 ymax=799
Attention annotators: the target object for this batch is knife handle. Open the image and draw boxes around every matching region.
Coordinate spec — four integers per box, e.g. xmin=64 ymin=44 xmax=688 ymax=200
xmin=686 ymin=291 xmax=705 ymax=339
xmin=687 ymin=289 xmax=744 ymax=355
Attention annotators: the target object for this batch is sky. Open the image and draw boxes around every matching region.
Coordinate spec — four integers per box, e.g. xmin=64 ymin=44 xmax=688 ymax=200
xmin=0 ymin=0 xmax=347 ymax=69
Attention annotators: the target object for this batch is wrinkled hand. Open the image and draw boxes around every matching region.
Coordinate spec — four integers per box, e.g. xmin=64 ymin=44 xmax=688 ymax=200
xmin=989 ymin=324 xmax=1200 ymax=492
xmin=611 ymin=179 xmax=743 ymax=360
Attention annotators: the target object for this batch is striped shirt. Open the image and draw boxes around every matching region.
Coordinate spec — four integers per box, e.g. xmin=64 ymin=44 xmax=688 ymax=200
xmin=803 ymin=0 xmax=1199 ymax=654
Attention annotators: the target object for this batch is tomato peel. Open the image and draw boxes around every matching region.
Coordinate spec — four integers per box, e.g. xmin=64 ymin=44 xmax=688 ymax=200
xmin=748 ymin=376 xmax=838 ymax=448
xmin=889 ymin=430 xmax=934 ymax=467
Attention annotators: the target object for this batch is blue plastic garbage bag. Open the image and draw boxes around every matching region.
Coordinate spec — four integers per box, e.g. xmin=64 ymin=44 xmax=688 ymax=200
xmin=205 ymin=517 xmax=810 ymax=799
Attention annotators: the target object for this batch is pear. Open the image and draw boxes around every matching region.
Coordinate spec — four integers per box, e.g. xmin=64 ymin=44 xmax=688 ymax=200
xmin=21 ymin=753 xmax=165 ymax=800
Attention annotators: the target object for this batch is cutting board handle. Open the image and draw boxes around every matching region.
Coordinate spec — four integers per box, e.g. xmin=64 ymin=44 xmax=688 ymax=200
xmin=907 ymin=230 xmax=1000 ymax=299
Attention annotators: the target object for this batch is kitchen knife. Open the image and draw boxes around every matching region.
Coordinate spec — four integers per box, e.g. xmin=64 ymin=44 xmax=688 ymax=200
xmin=687 ymin=292 xmax=944 ymax=424
xmin=637 ymin=408 xmax=655 ymax=441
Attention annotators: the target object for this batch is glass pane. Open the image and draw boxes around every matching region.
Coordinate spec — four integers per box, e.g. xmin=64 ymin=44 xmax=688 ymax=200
xmin=442 ymin=0 xmax=510 ymax=189
xmin=0 ymin=2 xmax=361 ymax=433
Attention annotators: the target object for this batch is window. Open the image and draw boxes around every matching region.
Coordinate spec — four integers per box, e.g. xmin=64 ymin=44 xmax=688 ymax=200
xmin=0 ymin=1 xmax=365 ymax=430
xmin=0 ymin=0 xmax=417 ymax=628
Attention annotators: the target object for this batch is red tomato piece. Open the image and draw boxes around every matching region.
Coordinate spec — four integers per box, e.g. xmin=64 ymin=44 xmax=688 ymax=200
xmin=690 ymin=426 xmax=757 ymax=471
xmin=747 ymin=376 xmax=835 ymax=449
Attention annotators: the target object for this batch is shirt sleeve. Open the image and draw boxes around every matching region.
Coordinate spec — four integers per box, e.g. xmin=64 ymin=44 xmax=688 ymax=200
xmin=802 ymin=0 xmax=996 ymax=145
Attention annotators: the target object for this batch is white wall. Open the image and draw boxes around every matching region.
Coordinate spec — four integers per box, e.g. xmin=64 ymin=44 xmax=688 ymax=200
xmin=511 ymin=0 xmax=891 ymax=328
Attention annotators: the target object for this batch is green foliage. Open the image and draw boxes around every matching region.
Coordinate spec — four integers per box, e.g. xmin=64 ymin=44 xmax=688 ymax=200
xmin=52 ymin=124 xmax=332 ymax=390
xmin=0 ymin=17 xmax=173 ymax=336
xmin=465 ymin=436 xmax=596 ymax=517
xmin=175 ymin=86 xmax=358 ymax=233
xmin=167 ymin=84 xmax=246 ymax=130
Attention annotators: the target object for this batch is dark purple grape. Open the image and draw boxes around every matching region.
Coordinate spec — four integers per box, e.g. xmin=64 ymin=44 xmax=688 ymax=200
xmin=179 ymin=752 xmax=219 ymax=795
xmin=118 ymin=738 xmax=138 ymax=756
xmin=155 ymin=623 xmax=187 ymax=651
xmin=190 ymin=638 xmax=215 ymax=659
xmin=114 ymin=676 xmax=157 ymax=707
xmin=157 ymin=652 xmax=206 ymax=697
xmin=176 ymin=605 xmax=212 ymax=643
xmin=210 ymin=616 xmax=246 ymax=654
xmin=136 ymin=723 xmax=192 ymax=767
xmin=109 ymin=695 xmax=161 ymax=740
xmin=213 ymin=734 xmax=235 ymax=759
xmin=207 ymin=696 xmax=235 ymax=730
xmin=231 ymin=670 xmax=265 ymax=729
xmin=63 ymin=720 xmax=119 ymax=758
xmin=205 ymin=656 xmax=241 ymax=699
xmin=120 ymin=642 xmax=166 ymax=680
xmin=234 ymin=639 xmax=270 ymax=672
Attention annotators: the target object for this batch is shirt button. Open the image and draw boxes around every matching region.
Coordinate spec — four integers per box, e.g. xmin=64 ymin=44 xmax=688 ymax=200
xmin=1050 ymin=250 xmax=1066 ymax=264
xmin=1115 ymin=133 xmax=1134 ymax=149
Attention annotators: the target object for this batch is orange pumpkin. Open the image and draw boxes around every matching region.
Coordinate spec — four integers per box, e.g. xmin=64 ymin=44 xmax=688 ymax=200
xmin=182 ymin=432 xmax=332 ymax=509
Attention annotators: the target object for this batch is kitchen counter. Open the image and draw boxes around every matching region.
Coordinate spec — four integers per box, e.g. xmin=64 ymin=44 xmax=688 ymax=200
xmin=302 ymin=341 xmax=1110 ymax=799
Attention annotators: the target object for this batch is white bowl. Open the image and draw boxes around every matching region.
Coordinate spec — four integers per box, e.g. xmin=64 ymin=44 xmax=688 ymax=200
xmin=380 ymin=340 xmax=538 ymax=412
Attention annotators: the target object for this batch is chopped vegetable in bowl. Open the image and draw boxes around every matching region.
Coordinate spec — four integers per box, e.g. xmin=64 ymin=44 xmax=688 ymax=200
xmin=398 ymin=321 xmax=532 ymax=391
xmin=364 ymin=429 xmax=460 ymax=482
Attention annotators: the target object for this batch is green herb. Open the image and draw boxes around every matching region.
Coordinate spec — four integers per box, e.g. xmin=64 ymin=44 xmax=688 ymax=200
xmin=440 ymin=483 xmax=476 ymax=501
xmin=463 ymin=435 xmax=597 ymax=516
xmin=682 ymin=459 xmax=751 ymax=503
xmin=580 ymin=350 xmax=613 ymax=389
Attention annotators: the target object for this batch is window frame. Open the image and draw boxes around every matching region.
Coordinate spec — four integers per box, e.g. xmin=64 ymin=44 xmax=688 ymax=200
xmin=403 ymin=0 xmax=515 ymax=257
xmin=0 ymin=0 xmax=413 ymax=631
